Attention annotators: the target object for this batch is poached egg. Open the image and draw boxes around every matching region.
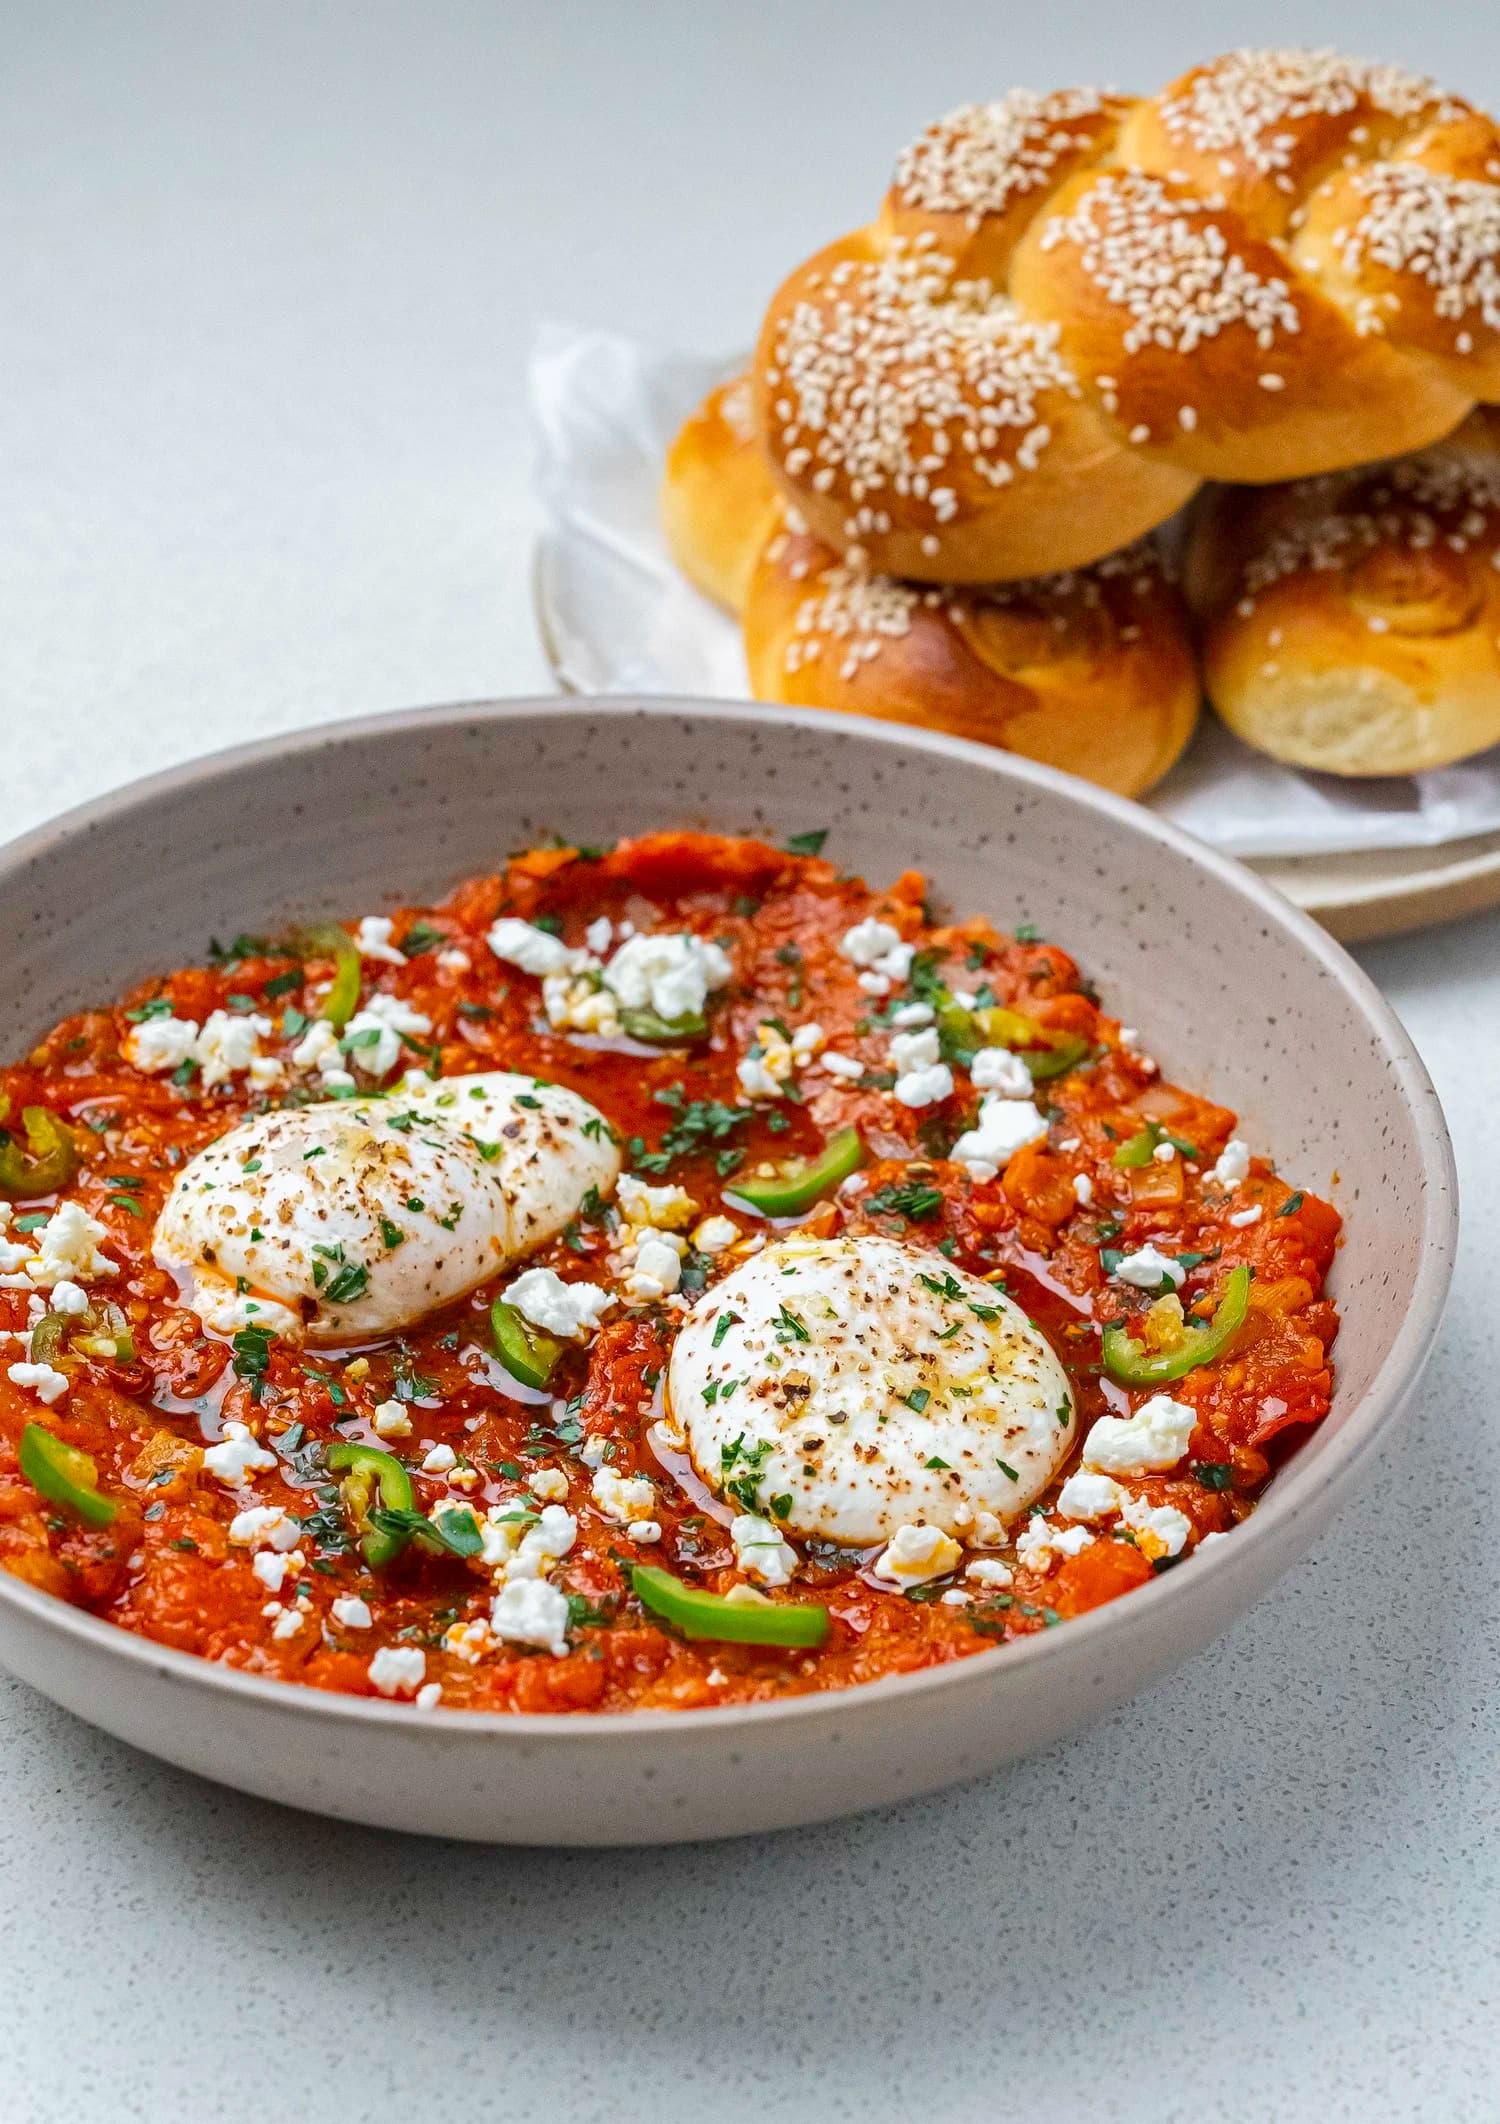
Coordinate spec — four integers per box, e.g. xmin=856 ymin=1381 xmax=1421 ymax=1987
xmin=667 ymin=1234 xmax=1076 ymax=1546
xmin=155 ymin=1070 xmax=619 ymax=1344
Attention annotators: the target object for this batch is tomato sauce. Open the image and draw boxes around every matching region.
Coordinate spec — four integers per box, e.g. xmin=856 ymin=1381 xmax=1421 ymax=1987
xmin=0 ymin=833 xmax=1340 ymax=1712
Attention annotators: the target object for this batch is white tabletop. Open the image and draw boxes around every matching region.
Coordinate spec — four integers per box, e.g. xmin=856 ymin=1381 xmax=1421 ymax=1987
xmin=5 ymin=5 xmax=1498 ymax=2119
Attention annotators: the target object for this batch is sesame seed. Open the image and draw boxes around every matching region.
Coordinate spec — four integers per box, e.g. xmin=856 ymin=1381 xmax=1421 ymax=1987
xmin=893 ymin=87 xmax=1118 ymax=229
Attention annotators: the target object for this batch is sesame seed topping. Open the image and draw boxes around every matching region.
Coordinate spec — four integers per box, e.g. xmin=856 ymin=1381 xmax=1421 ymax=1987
xmin=1038 ymin=172 xmax=1301 ymax=354
xmin=1155 ymin=48 xmax=1455 ymax=175
xmin=768 ymin=242 xmax=1078 ymax=517
xmin=894 ymin=87 xmax=1116 ymax=229
xmin=1336 ymin=162 xmax=1500 ymax=332
xmin=1235 ymin=435 xmax=1500 ymax=596
xmin=778 ymin=537 xmax=1170 ymax=677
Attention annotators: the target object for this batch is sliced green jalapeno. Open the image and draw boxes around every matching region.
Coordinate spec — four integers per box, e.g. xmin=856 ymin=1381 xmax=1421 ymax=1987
xmin=632 ymin=1564 xmax=829 ymax=1648
xmin=729 ymin=1128 xmax=863 ymax=1217
xmin=1102 ymin=1263 xmax=1252 ymax=1386
xmin=490 ymin=1299 xmax=564 ymax=1391
xmin=19 ymin=1423 xmax=118 ymax=1526
xmin=0 ymin=1106 xmax=79 ymax=1200
xmin=327 ymin=1439 xmax=417 ymax=1566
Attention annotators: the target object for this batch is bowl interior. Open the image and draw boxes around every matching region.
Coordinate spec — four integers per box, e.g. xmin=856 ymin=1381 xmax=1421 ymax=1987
xmin=0 ymin=699 xmax=1453 ymax=1520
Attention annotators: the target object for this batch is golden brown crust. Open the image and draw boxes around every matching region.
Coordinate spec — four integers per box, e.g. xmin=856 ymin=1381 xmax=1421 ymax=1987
xmin=660 ymin=376 xmax=783 ymax=611
xmin=743 ymin=521 xmax=1200 ymax=797
xmin=752 ymin=230 xmax=1196 ymax=584
xmin=1187 ymin=410 xmax=1500 ymax=774
xmin=751 ymin=50 xmax=1500 ymax=582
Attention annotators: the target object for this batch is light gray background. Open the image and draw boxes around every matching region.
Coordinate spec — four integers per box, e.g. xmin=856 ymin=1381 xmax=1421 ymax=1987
xmin=4 ymin=5 xmax=1497 ymax=2119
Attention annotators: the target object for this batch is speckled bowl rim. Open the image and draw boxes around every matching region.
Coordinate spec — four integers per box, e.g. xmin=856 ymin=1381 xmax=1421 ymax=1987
xmin=0 ymin=697 xmax=1459 ymax=1747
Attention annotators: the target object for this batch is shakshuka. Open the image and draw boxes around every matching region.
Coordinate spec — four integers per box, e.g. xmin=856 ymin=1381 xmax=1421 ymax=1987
xmin=0 ymin=832 xmax=1340 ymax=1712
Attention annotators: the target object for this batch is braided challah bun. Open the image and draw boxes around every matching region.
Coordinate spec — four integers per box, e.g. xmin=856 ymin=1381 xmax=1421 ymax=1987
xmin=743 ymin=519 xmax=1199 ymax=796
xmin=659 ymin=377 xmax=1200 ymax=797
xmin=1186 ymin=411 xmax=1500 ymax=775
xmin=660 ymin=375 xmax=783 ymax=611
xmin=754 ymin=50 xmax=1500 ymax=584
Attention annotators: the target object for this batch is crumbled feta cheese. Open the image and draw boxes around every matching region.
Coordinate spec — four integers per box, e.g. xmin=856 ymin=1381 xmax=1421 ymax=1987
xmin=1056 ymin=1470 xmax=1126 ymax=1522
xmin=504 ymin=1266 xmax=613 ymax=1339
xmin=872 ymin=1522 xmax=963 ymax=1587
xmin=1072 ymin=1173 xmax=1094 ymax=1206
xmin=6 ymin=1360 xmax=69 ymax=1405
xmin=252 ymin=1548 xmax=301 ymax=1594
xmin=530 ymin=1467 xmax=570 ymax=1503
xmin=591 ymin=1464 xmax=656 ymax=1524
xmin=436 ymin=946 xmax=471 ymax=973
xmin=889 ymin=1027 xmax=940 ymax=1074
xmin=893 ymin=1061 xmax=954 ymax=1109
xmin=839 ymin=918 xmax=913 ymax=989
xmin=579 ymin=1433 xmax=609 ymax=1468
xmin=1210 ymin=1137 xmax=1251 ymax=1189
xmin=841 ymin=920 xmax=900 ymax=963
xmin=691 ymin=1214 xmax=740 ymax=1255
xmin=371 ymin=1398 xmax=413 ymax=1439
xmin=478 ymin=1501 xmax=578 ymax=1582
xmin=965 ymin=1557 xmax=1014 ymax=1589
xmin=1119 ymin=1494 xmax=1192 ymax=1560
xmin=368 ymin=1645 xmax=427 ymax=1696
xmin=486 ymin=917 xmax=579 ymax=977
xmin=541 ymin=964 xmax=619 ymax=1037
xmin=819 ymin=1050 xmax=865 ymax=1081
xmin=228 ymin=1504 xmax=299 ymax=1551
xmin=421 ymin=1443 xmax=458 ymax=1474
xmin=48 ymin=1279 xmax=90 ymax=1317
xmin=623 ymin=1234 xmax=684 ymax=1301
xmin=737 ymin=1052 xmax=785 ymax=1100
xmin=1111 ymin=1244 xmax=1185 ymax=1291
xmin=940 ymin=1589 xmax=971 ymax=1605
xmin=442 ymin=1618 xmax=491 ymax=1662
xmin=627 ymin=1519 xmax=662 ymax=1543
xmin=1015 ymin=1517 xmax=1095 ymax=1572
xmin=202 ymin=1421 xmax=277 ymax=1485
xmin=1083 ymin=1394 xmax=1196 ymax=1476
xmin=23 ymin=1201 xmax=118 ymax=1288
xmin=289 ymin=1017 xmax=355 ymax=1089
xmin=888 ymin=1001 xmax=935 ymax=1028
xmin=617 ymin=1174 xmax=695 ymax=1230
xmin=331 ymin=1594 xmax=373 ymax=1630
xmin=970 ymin=1046 xmax=1033 ymax=1098
xmin=1152 ymin=1140 xmax=1177 ymax=1164
xmin=584 ymin=916 xmax=613 ymax=955
xmin=508 ymin=1505 xmax=578 ymax=1580
xmin=490 ymin=1576 xmax=571 ymax=1657
xmin=355 ymin=915 xmax=406 ymax=964
xmin=194 ymin=1009 xmax=274 ymax=1090
xmin=270 ymin=1607 xmax=306 ymax=1641
xmin=731 ymin=1512 xmax=799 ymax=1586
xmin=601 ymin=931 xmax=732 ymax=1023
xmin=343 ymin=994 xmax=432 ymax=1080
xmin=415 ymin=1682 xmax=443 ymax=1709
xmin=736 ymin=1019 xmax=812 ymax=1100
xmin=124 ymin=1014 xmax=200 ymax=1074
xmin=1228 ymin=1204 xmax=1263 ymax=1228
xmin=888 ymin=1027 xmax=953 ymax=1106
xmin=950 ymin=1095 xmax=1047 ymax=1178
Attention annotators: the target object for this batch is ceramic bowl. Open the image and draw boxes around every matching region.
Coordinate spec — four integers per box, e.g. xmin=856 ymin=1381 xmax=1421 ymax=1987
xmin=0 ymin=699 xmax=1457 ymax=1844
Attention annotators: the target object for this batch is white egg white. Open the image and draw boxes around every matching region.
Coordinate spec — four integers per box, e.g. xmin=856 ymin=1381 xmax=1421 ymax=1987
xmin=155 ymin=1070 xmax=619 ymax=1345
xmin=668 ymin=1234 xmax=1076 ymax=1545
